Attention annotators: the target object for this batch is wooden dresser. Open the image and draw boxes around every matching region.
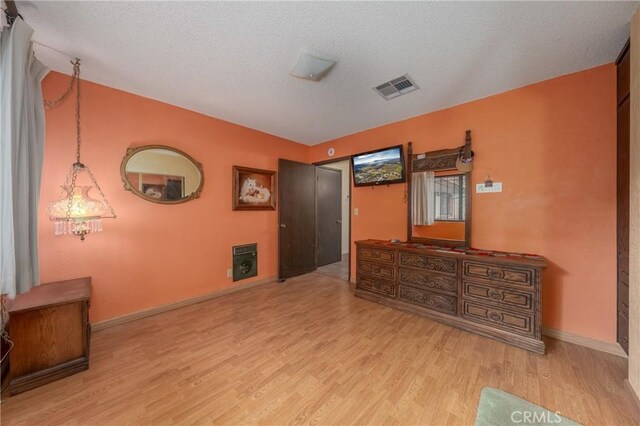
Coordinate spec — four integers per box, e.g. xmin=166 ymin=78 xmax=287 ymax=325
xmin=355 ymin=240 xmax=547 ymax=353
xmin=8 ymin=277 xmax=91 ymax=395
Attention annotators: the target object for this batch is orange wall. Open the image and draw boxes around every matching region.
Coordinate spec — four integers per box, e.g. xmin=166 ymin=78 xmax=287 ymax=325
xmin=39 ymin=72 xmax=308 ymax=322
xmin=310 ymin=65 xmax=617 ymax=343
xmin=41 ymin=64 xmax=617 ymax=343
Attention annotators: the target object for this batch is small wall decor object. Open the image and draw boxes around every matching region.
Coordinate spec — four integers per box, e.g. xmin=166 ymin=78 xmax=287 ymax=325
xmin=327 ymin=147 xmax=335 ymax=157
xmin=484 ymin=175 xmax=494 ymax=187
xmin=233 ymin=166 xmax=277 ymax=211
xmin=476 ymin=182 xmax=503 ymax=193
xmin=455 ymin=130 xmax=475 ymax=172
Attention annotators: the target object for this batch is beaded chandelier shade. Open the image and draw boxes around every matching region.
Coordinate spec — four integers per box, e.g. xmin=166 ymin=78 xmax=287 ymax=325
xmin=45 ymin=59 xmax=116 ymax=240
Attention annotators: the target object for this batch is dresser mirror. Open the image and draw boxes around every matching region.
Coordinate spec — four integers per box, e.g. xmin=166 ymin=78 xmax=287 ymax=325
xmin=120 ymin=145 xmax=204 ymax=204
xmin=407 ymin=131 xmax=473 ymax=248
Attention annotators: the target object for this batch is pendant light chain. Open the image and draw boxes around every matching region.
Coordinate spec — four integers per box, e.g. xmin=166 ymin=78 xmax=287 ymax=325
xmin=43 ymin=57 xmax=83 ymax=206
xmin=54 ymin=59 xmax=83 ymax=219
xmin=44 ymin=59 xmax=80 ymax=109
xmin=44 ymin=59 xmax=83 ymax=164
xmin=74 ymin=59 xmax=82 ymax=165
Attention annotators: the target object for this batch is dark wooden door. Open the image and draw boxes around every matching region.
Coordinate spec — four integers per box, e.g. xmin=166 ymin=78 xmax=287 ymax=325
xmin=316 ymin=167 xmax=342 ymax=267
xmin=616 ymin=40 xmax=630 ymax=354
xmin=278 ymin=159 xmax=316 ymax=279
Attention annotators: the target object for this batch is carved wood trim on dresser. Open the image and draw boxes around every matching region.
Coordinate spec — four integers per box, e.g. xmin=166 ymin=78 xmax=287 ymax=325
xmin=355 ymin=240 xmax=547 ymax=354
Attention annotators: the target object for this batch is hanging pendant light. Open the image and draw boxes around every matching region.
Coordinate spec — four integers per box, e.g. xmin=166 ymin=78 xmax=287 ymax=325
xmin=46 ymin=59 xmax=116 ymax=240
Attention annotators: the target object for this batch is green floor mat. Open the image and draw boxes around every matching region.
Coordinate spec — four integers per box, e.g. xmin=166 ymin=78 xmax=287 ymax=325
xmin=475 ymin=387 xmax=581 ymax=426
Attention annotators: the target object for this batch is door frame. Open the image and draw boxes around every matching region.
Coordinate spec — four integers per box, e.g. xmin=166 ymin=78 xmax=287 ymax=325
xmin=616 ymin=38 xmax=631 ymax=354
xmin=316 ymin=166 xmax=343 ymax=267
xmin=314 ymin=156 xmax=353 ymax=284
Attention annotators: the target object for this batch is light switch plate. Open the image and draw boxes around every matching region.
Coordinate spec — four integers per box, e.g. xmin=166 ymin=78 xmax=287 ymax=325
xmin=226 ymin=268 xmax=232 ymax=278
xmin=476 ymin=182 xmax=503 ymax=193
xmin=354 ymin=208 xmax=359 ymax=216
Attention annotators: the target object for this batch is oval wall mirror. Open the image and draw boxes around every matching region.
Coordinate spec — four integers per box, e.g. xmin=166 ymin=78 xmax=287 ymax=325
xmin=120 ymin=145 xmax=204 ymax=204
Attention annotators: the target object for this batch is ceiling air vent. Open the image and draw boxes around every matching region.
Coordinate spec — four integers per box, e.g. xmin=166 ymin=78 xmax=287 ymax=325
xmin=374 ymin=74 xmax=419 ymax=100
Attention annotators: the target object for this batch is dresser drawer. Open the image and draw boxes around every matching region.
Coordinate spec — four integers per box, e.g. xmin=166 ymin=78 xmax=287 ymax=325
xmin=398 ymin=285 xmax=457 ymax=316
xmin=358 ymin=261 xmax=396 ymax=281
xmin=463 ymin=281 xmax=533 ymax=310
xmin=399 ymin=252 xmax=458 ymax=276
xmin=463 ymin=261 xmax=533 ymax=287
xmin=462 ymin=300 xmax=534 ymax=336
xmin=358 ymin=246 xmax=396 ymax=264
xmin=399 ymin=268 xmax=457 ymax=295
xmin=357 ymin=275 xmax=396 ymax=297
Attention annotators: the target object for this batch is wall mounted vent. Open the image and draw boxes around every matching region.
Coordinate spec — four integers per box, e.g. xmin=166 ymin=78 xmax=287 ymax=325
xmin=232 ymin=243 xmax=257 ymax=282
xmin=374 ymin=74 xmax=419 ymax=100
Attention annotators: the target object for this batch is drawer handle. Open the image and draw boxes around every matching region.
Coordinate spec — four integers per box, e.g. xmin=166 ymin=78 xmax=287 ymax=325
xmin=488 ymin=311 xmax=503 ymax=322
xmin=488 ymin=290 xmax=503 ymax=300
xmin=488 ymin=269 xmax=504 ymax=279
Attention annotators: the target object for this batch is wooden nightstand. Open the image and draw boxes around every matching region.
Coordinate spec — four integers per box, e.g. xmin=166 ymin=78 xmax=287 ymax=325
xmin=8 ymin=277 xmax=91 ymax=395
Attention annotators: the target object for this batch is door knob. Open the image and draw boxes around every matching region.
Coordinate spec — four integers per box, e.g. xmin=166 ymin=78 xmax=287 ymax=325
xmin=337 ymin=219 xmax=342 ymax=224
xmin=279 ymin=223 xmax=287 ymax=228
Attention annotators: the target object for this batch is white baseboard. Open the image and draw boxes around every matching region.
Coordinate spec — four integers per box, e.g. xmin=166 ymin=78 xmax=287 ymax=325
xmin=92 ymin=276 xmax=276 ymax=332
xmin=625 ymin=380 xmax=640 ymax=412
xmin=543 ymin=327 xmax=627 ymax=358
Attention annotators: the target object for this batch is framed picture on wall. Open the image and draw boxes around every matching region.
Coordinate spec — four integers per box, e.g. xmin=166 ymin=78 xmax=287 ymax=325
xmin=232 ymin=166 xmax=277 ymax=211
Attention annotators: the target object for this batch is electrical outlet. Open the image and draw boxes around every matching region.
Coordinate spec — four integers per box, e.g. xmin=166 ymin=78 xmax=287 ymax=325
xmin=226 ymin=268 xmax=232 ymax=278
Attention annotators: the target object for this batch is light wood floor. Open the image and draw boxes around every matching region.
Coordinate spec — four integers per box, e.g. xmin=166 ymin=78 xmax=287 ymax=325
xmin=2 ymin=272 xmax=639 ymax=425
xmin=316 ymin=254 xmax=349 ymax=282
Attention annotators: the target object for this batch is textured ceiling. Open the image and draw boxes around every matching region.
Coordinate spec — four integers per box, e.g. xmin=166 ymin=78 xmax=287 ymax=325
xmin=18 ymin=1 xmax=640 ymax=145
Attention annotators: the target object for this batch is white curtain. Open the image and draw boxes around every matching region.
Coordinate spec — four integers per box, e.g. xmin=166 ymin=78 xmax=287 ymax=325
xmin=412 ymin=171 xmax=435 ymax=226
xmin=0 ymin=18 xmax=49 ymax=298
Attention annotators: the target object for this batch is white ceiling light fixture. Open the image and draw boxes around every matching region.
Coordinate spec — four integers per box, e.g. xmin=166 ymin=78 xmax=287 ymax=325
xmin=290 ymin=53 xmax=336 ymax=82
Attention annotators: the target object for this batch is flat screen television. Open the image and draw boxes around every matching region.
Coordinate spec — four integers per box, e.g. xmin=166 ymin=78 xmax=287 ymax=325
xmin=351 ymin=145 xmax=406 ymax=187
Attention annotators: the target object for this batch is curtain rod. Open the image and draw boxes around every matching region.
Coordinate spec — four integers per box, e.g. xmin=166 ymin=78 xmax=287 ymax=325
xmin=33 ymin=41 xmax=77 ymax=61
xmin=3 ymin=0 xmax=20 ymax=22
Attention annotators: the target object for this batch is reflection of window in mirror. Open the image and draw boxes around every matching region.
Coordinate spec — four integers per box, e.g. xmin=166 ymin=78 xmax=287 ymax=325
xmin=434 ymin=174 xmax=466 ymax=222
xmin=412 ymin=170 xmax=467 ymax=242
